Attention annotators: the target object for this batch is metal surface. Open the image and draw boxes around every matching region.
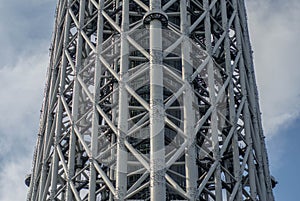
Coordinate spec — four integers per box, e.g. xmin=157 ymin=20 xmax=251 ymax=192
xmin=27 ymin=0 xmax=275 ymax=200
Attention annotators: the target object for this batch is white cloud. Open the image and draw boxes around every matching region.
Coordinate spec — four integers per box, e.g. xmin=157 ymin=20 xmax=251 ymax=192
xmin=0 ymin=50 xmax=49 ymax=201
xmin=0 ymin=49 xmax=48 ymax=147
xmin=0 ymin=0 xmax=55 ymax=67
xmin=0 ymin=157 xmax=33 ymax=201
xmin=0 ymin=1 xmax=55 ymax=200
xmin=247 ymin=0 xmax=300 ymax=137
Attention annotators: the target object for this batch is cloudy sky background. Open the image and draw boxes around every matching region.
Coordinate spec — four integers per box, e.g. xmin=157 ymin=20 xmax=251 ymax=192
xmin=0 ymin=0 xmax=299 ymax=200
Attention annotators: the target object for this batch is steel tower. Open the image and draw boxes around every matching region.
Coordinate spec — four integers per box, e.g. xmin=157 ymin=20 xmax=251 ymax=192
xmin=27 ymin=0 xmax=276 ymax=200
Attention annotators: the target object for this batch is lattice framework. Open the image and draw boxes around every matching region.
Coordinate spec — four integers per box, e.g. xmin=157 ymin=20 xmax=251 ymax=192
xmin=27 ymin=0 xmax=275 ymax=201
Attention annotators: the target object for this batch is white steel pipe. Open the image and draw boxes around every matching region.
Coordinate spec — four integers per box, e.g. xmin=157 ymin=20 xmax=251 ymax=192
xmin=115 ymin=0 xmax=129 ymax=200
xmin=149 ymin=0 xmax=166 ymax=200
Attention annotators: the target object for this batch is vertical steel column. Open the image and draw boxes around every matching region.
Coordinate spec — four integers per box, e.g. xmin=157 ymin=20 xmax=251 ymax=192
xmin=204 ymin=0 xmax=222 ymax=200
xmin=220 ymin=0 xmax=242 ymax=200
xmin=115 ymin=0 xmax=129 ymax=200
xmin=149 ymin=0 xmax=166 ymax=200
xmin=243 ymin=104 xmax=258 ymax=201
xmin=36 ymin=103 xmax=50 ymax=201
xmin=28 ymin=117 xmax=43 ymax=200
xmin=234 ymin=2 xmax=258 ymax=198
xmin=208 ymin=57 xmax=223 ymax=201
xmin=50 ymin=2 xmax=72 ymax=199
xmin=232 ymin=1 xmax=247 ymax=201
xmin=27 ymin=1 xmax=65 ymax=199
xmin=66 ymin=0 xmax=86 ymax=200
xmin=110 ymin=1 xmax=119 ymax=200
xmin=239 ymin=1 xmax=273 ymax=200
xmin=88 ymin=1 xmax=104 ymax=200
xmin=180 ymin=0 xmax=197 ymax=200
xmin=38 ymin=54 xmax=57 ymax=200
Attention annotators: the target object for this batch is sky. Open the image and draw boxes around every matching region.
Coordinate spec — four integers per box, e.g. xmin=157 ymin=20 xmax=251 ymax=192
xmin=0 ymin=0 xmax=299 ymax=200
